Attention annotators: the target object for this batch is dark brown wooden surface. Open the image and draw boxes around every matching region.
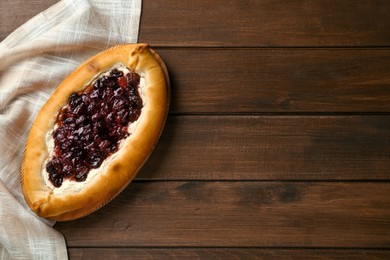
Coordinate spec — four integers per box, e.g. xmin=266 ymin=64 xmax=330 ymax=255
xmin=2 ymin=0 xmax=390 ymax=259
xmin=138 ymin=0 xmax=390 ymax=47
xmin=156 ymin=48 xmax=390 ymax=113
xmin=57 ymin=181 xmax=390 ymax=247
xmin=68 ymin=248 xmax=390 ymax=259
xmin=2 ymin=0 xmax=390 ymax=47
xmin=136 ymin=116 xmax=390 ymax=180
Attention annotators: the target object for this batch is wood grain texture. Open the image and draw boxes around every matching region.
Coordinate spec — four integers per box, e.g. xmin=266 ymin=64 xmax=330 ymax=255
xmin=68 ymin=248 xmax=390 ymax=259
xmin=137 ymin=115 xmax=390 ymax=180
xmin=139 ymin=0 xmax=390 ymax=47
xmin=55 ymin=181 xmax=390 ymax=247
xmin=157 ymin=48 xmax=390 ymax=113
xmin=2 ymin=0 xmax=390 ymax=47
xmin=0 ymin=0 xmax=58 ymax=41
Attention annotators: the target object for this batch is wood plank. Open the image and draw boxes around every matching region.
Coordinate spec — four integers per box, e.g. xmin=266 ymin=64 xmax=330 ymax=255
xmin=68 ymin=248 xmax=390 ymax=259
xmin=0 ymin=0 xmax=58 ymax=41
xmin=139 ymin=0 xmax=390 ymax=47
xmin=2 ymin=1 xmax=390 ymax=47
xmin=55 ymin=181 xmax=390 ymax=247
xmin=137 ymin=115 xmax=390 ymax=180
xmin=158 ymin=48 xmax=390 ymax=113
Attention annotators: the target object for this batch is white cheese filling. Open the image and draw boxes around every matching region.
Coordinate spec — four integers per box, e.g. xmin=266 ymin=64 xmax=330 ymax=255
xmin=42 ymin=64 xmax=146 ymax=195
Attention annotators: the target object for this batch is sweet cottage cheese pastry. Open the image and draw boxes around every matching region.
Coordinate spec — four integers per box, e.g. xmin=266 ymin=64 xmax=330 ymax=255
xmin=21 ymin=44 xmax=169 ymax=221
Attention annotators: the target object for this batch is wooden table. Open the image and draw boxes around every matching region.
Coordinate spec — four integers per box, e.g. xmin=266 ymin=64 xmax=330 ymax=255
xmin=2 ymin=0 xmax=390 ymax=258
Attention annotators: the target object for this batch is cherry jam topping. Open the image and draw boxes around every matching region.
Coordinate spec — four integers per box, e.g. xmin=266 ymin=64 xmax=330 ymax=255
xmin=46 ymin=68 xmax=142 ymax=188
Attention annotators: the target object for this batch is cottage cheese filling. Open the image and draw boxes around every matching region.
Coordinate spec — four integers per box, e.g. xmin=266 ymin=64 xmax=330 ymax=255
xmin=42 ymin=64 xmax=146 ymax=194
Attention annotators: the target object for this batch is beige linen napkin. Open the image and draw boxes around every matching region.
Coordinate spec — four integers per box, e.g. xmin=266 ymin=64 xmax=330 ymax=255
xmin=0 ymin=0 xmax=142 ymax=258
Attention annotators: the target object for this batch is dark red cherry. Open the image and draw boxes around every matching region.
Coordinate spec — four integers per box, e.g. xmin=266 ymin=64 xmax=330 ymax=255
xmin=46 ymin=67 xmax=142 ymax=188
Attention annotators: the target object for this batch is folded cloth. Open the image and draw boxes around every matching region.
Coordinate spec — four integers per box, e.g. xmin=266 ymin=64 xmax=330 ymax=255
xmin=0 ymin=0 xmax=142 ymax=259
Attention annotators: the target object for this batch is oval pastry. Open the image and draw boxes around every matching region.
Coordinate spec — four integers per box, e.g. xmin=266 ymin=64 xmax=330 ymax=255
xmin=21 ymin=44 xmax=169 ymax=221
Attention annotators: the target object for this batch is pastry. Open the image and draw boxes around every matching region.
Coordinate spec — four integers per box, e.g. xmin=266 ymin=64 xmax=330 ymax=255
xmin=22 ymin=44 xmax=169 ymax=221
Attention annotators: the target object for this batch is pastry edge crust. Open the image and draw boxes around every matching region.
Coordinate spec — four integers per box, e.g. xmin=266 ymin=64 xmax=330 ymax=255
xmin=21 ymin=43 xmax=169 ymax=221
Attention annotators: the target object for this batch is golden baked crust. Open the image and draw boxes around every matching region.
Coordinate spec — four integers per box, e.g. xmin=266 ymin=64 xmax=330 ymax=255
xmin=21 ymin=43 xmax=169 ymax=221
